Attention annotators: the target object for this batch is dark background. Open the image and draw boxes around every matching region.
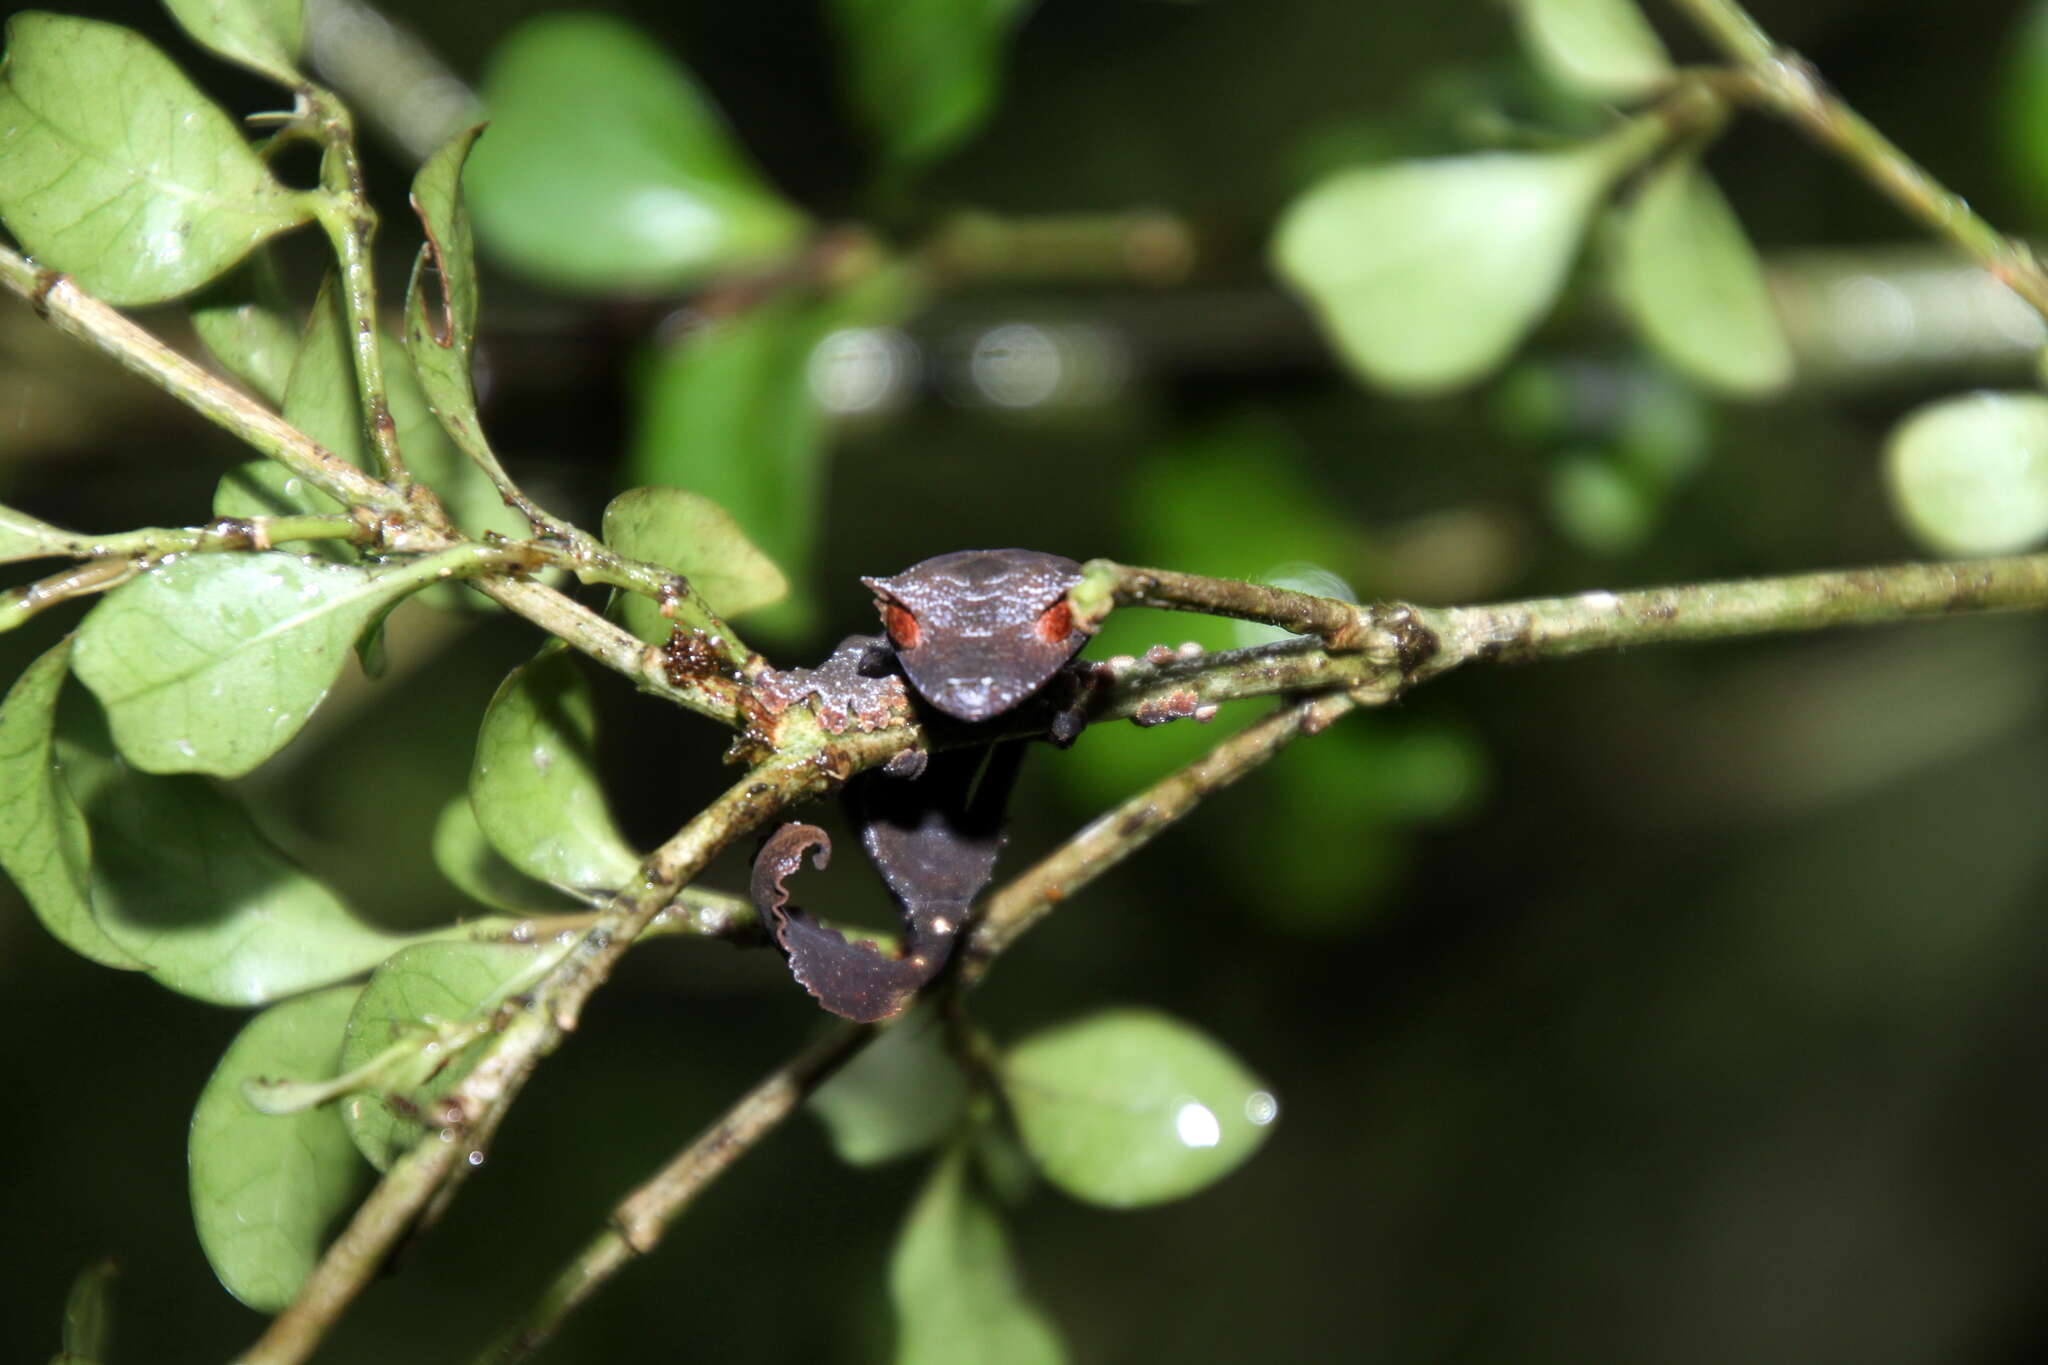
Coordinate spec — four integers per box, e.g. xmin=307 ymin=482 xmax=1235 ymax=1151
xmin=10 ymin=0 xmax=2048 ymax=1361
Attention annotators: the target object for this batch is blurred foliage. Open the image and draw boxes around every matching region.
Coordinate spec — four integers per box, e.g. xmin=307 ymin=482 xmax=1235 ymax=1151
xmin=10 ymin=1 xmax=2048 ymax=1363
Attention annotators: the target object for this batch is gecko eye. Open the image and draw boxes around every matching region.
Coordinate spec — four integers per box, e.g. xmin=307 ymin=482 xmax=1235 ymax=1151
xmin=882 ymin=602 xmax=922 ymax=649
xmin=1034 ymin=600 xmax=1074 ymax=644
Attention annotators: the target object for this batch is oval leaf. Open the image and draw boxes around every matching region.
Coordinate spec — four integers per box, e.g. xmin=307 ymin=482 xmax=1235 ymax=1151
xmin=0 ymin=14 xmax=311 ymax=304
xmin=890 ymin=1147 xmax=1066 ymax=1365
xmin=471 ymin=646 xmax=641 ymax=891
xmin=1615 ymin=155 xmax=1792 ymax=396
xmin=465 ymin=14 xmax=808 ymax=293
xmin=405 ymin=124 xmax=497 ymax=475
xmin=1271 ymin=123 xmax=1657 ymax=394
xmin=53 ymin=696 xmax=409 ymax=1004
xmin=189 ymin=985 xmax=370 ymax=1311
xmin=162 ymin=0 xmax=304 ymax=84
xmin=1885 ymin=391 xmax=2048 ymax=554
xmin=1002 ymin=1008 xmax=1277 ymax=1208
xmin=339 ymin=939 xmax=570 ymax=1170
xmin=1511 ymin=0 xmax=1672 ymax=100
xmin=0 ymin=638 xmax=142 ymax=969
xmin=59 ymin=1257 xmax=119 ymax=1361
xmin=602 ymin=486 xmax=788 ymax=641
xmin=829 ymin=0 xmax=1032 ymax=167
xmin=70 ymin=551 xmax=438 ymax=776
xmin=809 ymin=1006 xmax=969 ymax=1166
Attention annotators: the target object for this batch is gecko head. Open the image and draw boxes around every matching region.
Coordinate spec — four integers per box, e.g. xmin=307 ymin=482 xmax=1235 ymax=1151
xmin=862 ymin=549 xmax=1090 ymax=721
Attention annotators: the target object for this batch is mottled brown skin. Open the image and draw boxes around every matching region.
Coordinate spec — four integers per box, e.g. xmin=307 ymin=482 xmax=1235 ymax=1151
xmin=751 ymin=551 xmax=1092 ymax=1021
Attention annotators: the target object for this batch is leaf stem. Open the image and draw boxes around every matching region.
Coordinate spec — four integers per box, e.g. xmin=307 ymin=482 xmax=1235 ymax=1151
xmin=1663 ymin=0 xmax=2048 ymax=317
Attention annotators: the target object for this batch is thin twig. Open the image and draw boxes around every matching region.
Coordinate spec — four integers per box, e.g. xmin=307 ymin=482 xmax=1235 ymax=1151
xmin=1666 ymin=0 xmax=2048 ymax=317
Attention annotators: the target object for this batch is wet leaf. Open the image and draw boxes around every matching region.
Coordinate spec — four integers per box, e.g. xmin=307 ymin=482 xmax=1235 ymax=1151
xmin=1271 ymin=122 xmax=1658 ymax=393
xmin=189 ymin=985 xmax=369 ymax=1310
xmin=1614 ymin=154 xmax=1791 ymax=396
xmin=0 ymin=14 xmax=311 ymax=304
xmin=53 ymin=695 xmax=409 ymax=1004
xmin=809 ymin=1006 xmax=969 ymax=1165
xmin=465 ymin=14 xmax=807 ymax=293
xmin=70 ymin=551 xmax=444 ymax=776
xmin=163 ymin=0 xmax=304 ymax=85
xmin=58 ymin=1257 xmax=118 ymax=1362
xmin=1885 ymin=391 xmax=2048 ymax=554
xmin=0 ymin=638 xmax=142 ymax=969
xmin=190 ymin=252 xmax=299 ymax=406
xmin=338 ymin=939 xmax=570 ymax=1170
xmin=601 ymin=486 xmax=788 ymax=643
xmin=0 ymin=502 xmax=84 ymax=565
xmin=890 ymin=1146 xmax=1066 ymax=1365
xmin=1002 ymin=1008 xmax=1277 ymax=1208
xmin=1510 ymin=0 xmax=1671 ymax=100
xmin=431 ymin=794 xmax=566 ymax=913
xmin=470 ymin=646 xmax=641 ymax=891
xmin=829 ymin=0 xmax=1032 ymax=167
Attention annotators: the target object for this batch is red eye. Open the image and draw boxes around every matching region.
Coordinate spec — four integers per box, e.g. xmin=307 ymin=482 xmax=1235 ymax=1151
xmin=882 ymin=602 xmax=922 ymax=649
xmin=1035 ymin=600 xmax=1073 ymax=644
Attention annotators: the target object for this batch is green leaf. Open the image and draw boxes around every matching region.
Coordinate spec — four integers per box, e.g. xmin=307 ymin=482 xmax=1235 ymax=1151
xmin=430 ymin=794 xmax=566 ymax=912
xmin=1002 ymin=1008 xmax=1277 ymax=1208
xmin=212 ymin=460 xmax=347 ymax=533
xmin=1614 ymin=155 xmax=1791 ymax=396
xmin=58 ymin=1258 xmax=118 ymax=1362
xmin=2002 ymin=1 xmax=2048 ymax=221
xmin=0 ymin=14 xmax=312 ymax=304
xmin=162 ymin=0 xmax=304 ymax=85
xmin=289 ymin=272 xmax=526 ymax=592
xmin=190 ymin=985 xmax=370 ymax=1311
xmin=53 ymin=695 xmax=409 ymax=1004
xmin=0 ymin=639 xmax=142 ymax=969
xmin=809 ymin=1006 xmax=969 ymax=1166
xmin=601 ymin=486 xmax=788 ymax=642
xmin=465 ymin=13 xmax=808 ymax=294
xmin=829 ymin=0 xmax=1032 ymax=167
xmin=404 ymin=125 xmax=505 ymax=489
xmin=471 ymin=646 xmax=640 ymax=891
xmin=338 ymin=940 xmax=570 ymax=1170
xmin=1271 ymin=121 xmax=1660 ymax=394
xmin=1510 ymin=0 xmax=1672 ymax=100
xmin=1 ymin=502 xmax=85 ymax=565
xmin=1885 ymin=391 xmax=2048 ymax=554
xmin=890 ymin=1146 xmax=1066 ymax=1365
xmin=190 ymin=252 xmax=299 ymax=406
xmin=70 ymin=551 xmax=443 ymax=777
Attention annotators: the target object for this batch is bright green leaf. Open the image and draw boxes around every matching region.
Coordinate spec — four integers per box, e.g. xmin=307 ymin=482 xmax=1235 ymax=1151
xmin=471 ymin=646 xmax=640 ymax=891
xmin=190 ymin=252 xmax=299 ymax=405
xmin=809 ymin=1006 xmax=969 ymax=1166
xmin=1271 ymin=120 xmax=1660 ymax=394
xmin=431 ymin=794 xmax=566 ymax=912
xmin=0 ymin=502 xmax=85 ymax=565
xmin=70 ymin=551 xmax=444 ymax=777
xmin=1615 ymin=155 xmax=1791 ymax=396
xmin=58 ymin=1257 xmax=118 ymax=1362
xmin=1510 ymin=0 xmax=1672 ymax=100
xmin=830 ymin=0 xmax=1032 ymax=167
xmin=1003 ymin=1008 xmax=1277 ymax=1208
xmin=890 ymin=1146 xmax=1066 ymax=1365
xmin=1885 ymin=391 xmax=2048 ymax=554
xmin=465 ymin=13 xmax=808 ymax=294
xmin=0 ymin=14 xmax=311 ymax=304
xmin=190 ymin=985 xmax=370 ymax=1310
xmin=54 ymin=696 xmax=409 ymax=1004
xmin=0 ymin=639 xmax=142 ymax=969
xmin=162 ymin=0 xmax=304 ymax=85
xmin=602 ymin=486 xmax=788 ymax=642
xmin=338 ymin=939 xmax=570 ymax=1170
